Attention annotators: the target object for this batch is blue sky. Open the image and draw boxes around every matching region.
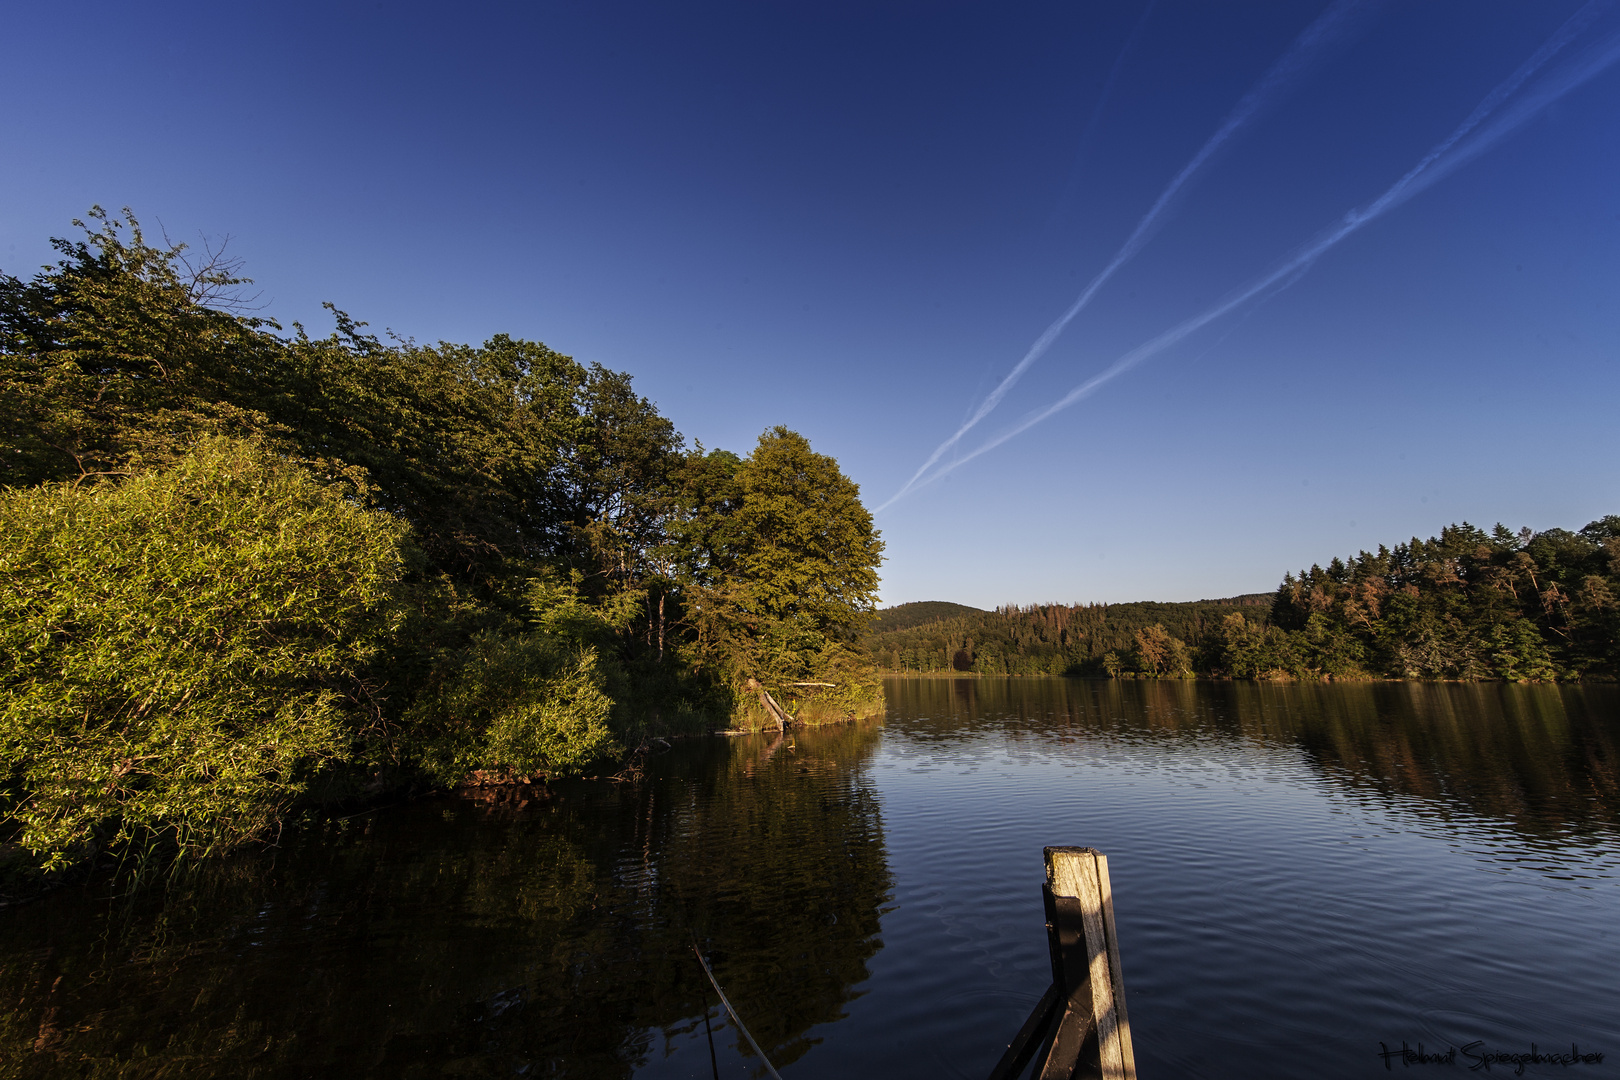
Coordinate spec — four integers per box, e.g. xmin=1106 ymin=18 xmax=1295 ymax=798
xmin=5 ymin=1 xmax=1618 ymax=607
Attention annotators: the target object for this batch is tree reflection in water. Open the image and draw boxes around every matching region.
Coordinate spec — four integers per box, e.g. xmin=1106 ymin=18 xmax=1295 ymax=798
xmin=2 ymin=722 xmax=892 ymax=1079
xmin=886 ymin=677 xmax=1620 ymax=839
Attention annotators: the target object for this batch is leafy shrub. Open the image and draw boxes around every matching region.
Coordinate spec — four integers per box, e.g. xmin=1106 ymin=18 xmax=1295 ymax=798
xmin=406 ymin=634 xmax=619 ymax=783
xmin=401 ymin=573 xmax=628 ymax=783
xmin=0 ymin=439 xmax=412 ymax=871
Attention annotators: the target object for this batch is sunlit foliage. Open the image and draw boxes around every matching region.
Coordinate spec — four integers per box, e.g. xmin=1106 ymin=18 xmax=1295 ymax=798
xmin=868 ymin=518 xmax=1618 ymax=682
xmin=0 ymin=439 xmax=411 ymax=870
xmin=678 ymin=428 xmax=885 ymax=724
xmin=0 ymin=209 xmax=886 ymax=874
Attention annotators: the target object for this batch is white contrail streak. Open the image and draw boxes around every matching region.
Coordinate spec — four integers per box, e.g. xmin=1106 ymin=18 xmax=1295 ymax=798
xmin=883 ymin=0 xmax=1372 ymax=509
xmin=897 ymin=5 xmax=1620 ymax=498
xmin=1047 ymin=0 xmax=1161 ymax=229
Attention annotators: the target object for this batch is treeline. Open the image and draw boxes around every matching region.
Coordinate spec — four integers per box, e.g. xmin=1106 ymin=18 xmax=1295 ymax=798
xmin=868 ymin=517 xmax=1620 ymax=681
xmin=0 ymin=209 xmax=883 ymax=875
xmin=866 ymin=596 xmax=1272 ymax=676
xmin=1257 ymin=520 xmax=1618 ymax=680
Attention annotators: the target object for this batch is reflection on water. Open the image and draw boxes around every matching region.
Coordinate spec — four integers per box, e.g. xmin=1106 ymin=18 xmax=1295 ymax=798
xmin=867 ymin=678 xmax=1620 ymax=1080
xmin=4 ymin=680 xmax=1618 ymax=1079
xmin=889 ymin=677 xmax=1620 ymax=838
xmin=2 ymin=723 xmax=892 ymax=1078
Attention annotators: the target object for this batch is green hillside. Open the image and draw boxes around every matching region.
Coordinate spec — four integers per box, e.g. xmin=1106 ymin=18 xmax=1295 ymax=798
xmin=864 ymin=595 xmax=1271 ymax=676
xmin=866 ymin=513 xmax=1620 ymax=682
xmin=869 ymin=601 xmax=985 ymax=634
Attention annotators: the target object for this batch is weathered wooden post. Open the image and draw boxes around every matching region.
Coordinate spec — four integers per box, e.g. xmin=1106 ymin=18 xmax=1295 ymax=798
xmin=742 ymin=678 xmax=792 ymax=731
xmin=987 ymin=847 xmax=1137 ymax=1080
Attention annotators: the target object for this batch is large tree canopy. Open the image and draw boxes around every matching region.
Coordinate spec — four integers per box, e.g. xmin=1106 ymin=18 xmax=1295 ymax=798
xmin=730 ymin=426 xmax=882 ymax=643
xmin=0 ymin=209 xmax=886 ymax=876
xmin=681 ymin=427 xmax=884 ymax=721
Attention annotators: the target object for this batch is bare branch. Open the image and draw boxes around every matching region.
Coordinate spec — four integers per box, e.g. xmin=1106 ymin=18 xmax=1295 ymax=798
xmin=159 ymin=221 xmax=266 ymax=314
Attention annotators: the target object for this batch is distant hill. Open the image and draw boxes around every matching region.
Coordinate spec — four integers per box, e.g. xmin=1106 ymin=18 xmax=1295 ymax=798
xmin=869 ymin=601 xmax=985 ymax=634
xmin=1193 ymin=593 xmax=1275 ymax=607
xmin=862 ymin=594 xmax=1278 ymax=676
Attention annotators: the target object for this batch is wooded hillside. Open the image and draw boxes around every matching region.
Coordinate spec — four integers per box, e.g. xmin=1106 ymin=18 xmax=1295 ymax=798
xmin=868 ymin=515 xmax=1620 ymax=683
xmin=865 ymin=596 xmax=1271 ymax=676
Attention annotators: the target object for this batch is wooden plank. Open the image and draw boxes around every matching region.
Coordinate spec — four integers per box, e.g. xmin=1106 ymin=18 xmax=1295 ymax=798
xmin=1042 ymin=885 xmax=1064 ymax=986
xmin=987 ymin=981 xmax=1062 ymax=1080
xmin=1044 ymin=847 xmax=1131 ymax=1080
xmin=760 ymin=689 xmax=791 ymax=731
xmin=1042 ymin=894 xmax=1099 ymax=1080
xmin=741 ymin=678 xmax=792 ymax=730
xmin=1070 ymin=855 xmax=1125 ymax=1080
xmin=1037 ymin=883 xmax=1085 ymax=1080
xmin=1094 ymin=854 xmax=1138 ymax=1080
xmin=1037 ymin=998 xmax=1096 ymax=1080
xmin=1048 ymin=894 xmax=1091 ymax=994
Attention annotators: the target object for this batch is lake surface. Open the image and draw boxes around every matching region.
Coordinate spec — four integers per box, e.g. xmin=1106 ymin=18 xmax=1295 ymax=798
xmin=6 ymin=678 xmax=1619 ymax=1078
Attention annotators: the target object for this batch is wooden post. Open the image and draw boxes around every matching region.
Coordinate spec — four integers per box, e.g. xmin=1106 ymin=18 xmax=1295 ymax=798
xmin=1094 ymin=853 xmax=1136 ymax=1080
xmin=985 ymin=982 xmax=1062 ymax=1080
xmin=986 ymin=848 xmax=1137 ymax=1080
xmin=1043 ymin=847 xmax=1137 ymax=1080
xmin=760 ymin=688 xmax=791 ymax=731
xmin=742 ymin=678 xmax=792 ymax=731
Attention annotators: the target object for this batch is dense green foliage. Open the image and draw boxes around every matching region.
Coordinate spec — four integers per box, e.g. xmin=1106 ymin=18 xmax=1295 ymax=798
xmin=0 ymin=440 xmax=412 ymax=870
xmin=0 ymin=209 xmax=884 ymax=874
xmin=1256 ymin=519 xmax=1620 ymax=680
xmin=678 ymin=429 xmax=885 ymax=722
xmin=865 ymin=596 xmax=1273 ymax=676
xmin=869 ymin=517 xmax=1619 ymax=682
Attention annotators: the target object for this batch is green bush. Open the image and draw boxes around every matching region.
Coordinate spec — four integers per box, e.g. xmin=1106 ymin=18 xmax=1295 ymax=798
xmin=403 ymin=574 xmax=628 ymax=782
xmin=405 ymin=633 xmax=619 ymax=783
xmin=0 ymin=439 xmax=413 ymax=871
xmin=1487 ymin=618 xmax=1557 ymax=681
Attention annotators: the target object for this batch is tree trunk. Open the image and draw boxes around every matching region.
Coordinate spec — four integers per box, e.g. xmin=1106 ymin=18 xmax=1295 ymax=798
xmin=743 ymin=678 xmax=792 ymax=731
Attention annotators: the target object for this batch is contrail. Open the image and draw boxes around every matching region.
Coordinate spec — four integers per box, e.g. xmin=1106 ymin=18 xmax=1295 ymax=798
xmin=885 ymin=0 xmax=1373 ymax=508
xmin=892 ymin=4 xmax=1620 ymax=499
xmin=1046 ymin=0 xmax=1161 ymax=230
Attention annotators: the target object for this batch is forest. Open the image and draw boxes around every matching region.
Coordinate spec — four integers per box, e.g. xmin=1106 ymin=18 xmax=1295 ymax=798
xmin=0 ymin=209 xmax=885 ymax=876
xmin=865 ymin=518 xmax=1619 ymax=681
xmin=865 ymin=596 xmax=1273 ymax=677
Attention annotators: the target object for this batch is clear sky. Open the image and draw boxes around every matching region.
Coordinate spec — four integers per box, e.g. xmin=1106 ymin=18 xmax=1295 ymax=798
xmin=5 ymin=1 xmax=1617 ymax=608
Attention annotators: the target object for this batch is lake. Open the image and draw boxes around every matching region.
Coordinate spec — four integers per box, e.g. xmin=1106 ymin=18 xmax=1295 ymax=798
xmin=6 ymin=678 xmax=1618 ymax=1078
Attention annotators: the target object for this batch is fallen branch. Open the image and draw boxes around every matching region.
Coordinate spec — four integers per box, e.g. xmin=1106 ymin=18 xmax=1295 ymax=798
xmin=743 ymin=678 xmax=793 ymax=731
xmin=692 ymin=946 xmax=784 ymax=1080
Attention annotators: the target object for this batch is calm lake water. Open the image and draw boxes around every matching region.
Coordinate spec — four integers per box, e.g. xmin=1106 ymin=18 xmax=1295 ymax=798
xmin=6 ymin=678 xmax=1619 ymax=1078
